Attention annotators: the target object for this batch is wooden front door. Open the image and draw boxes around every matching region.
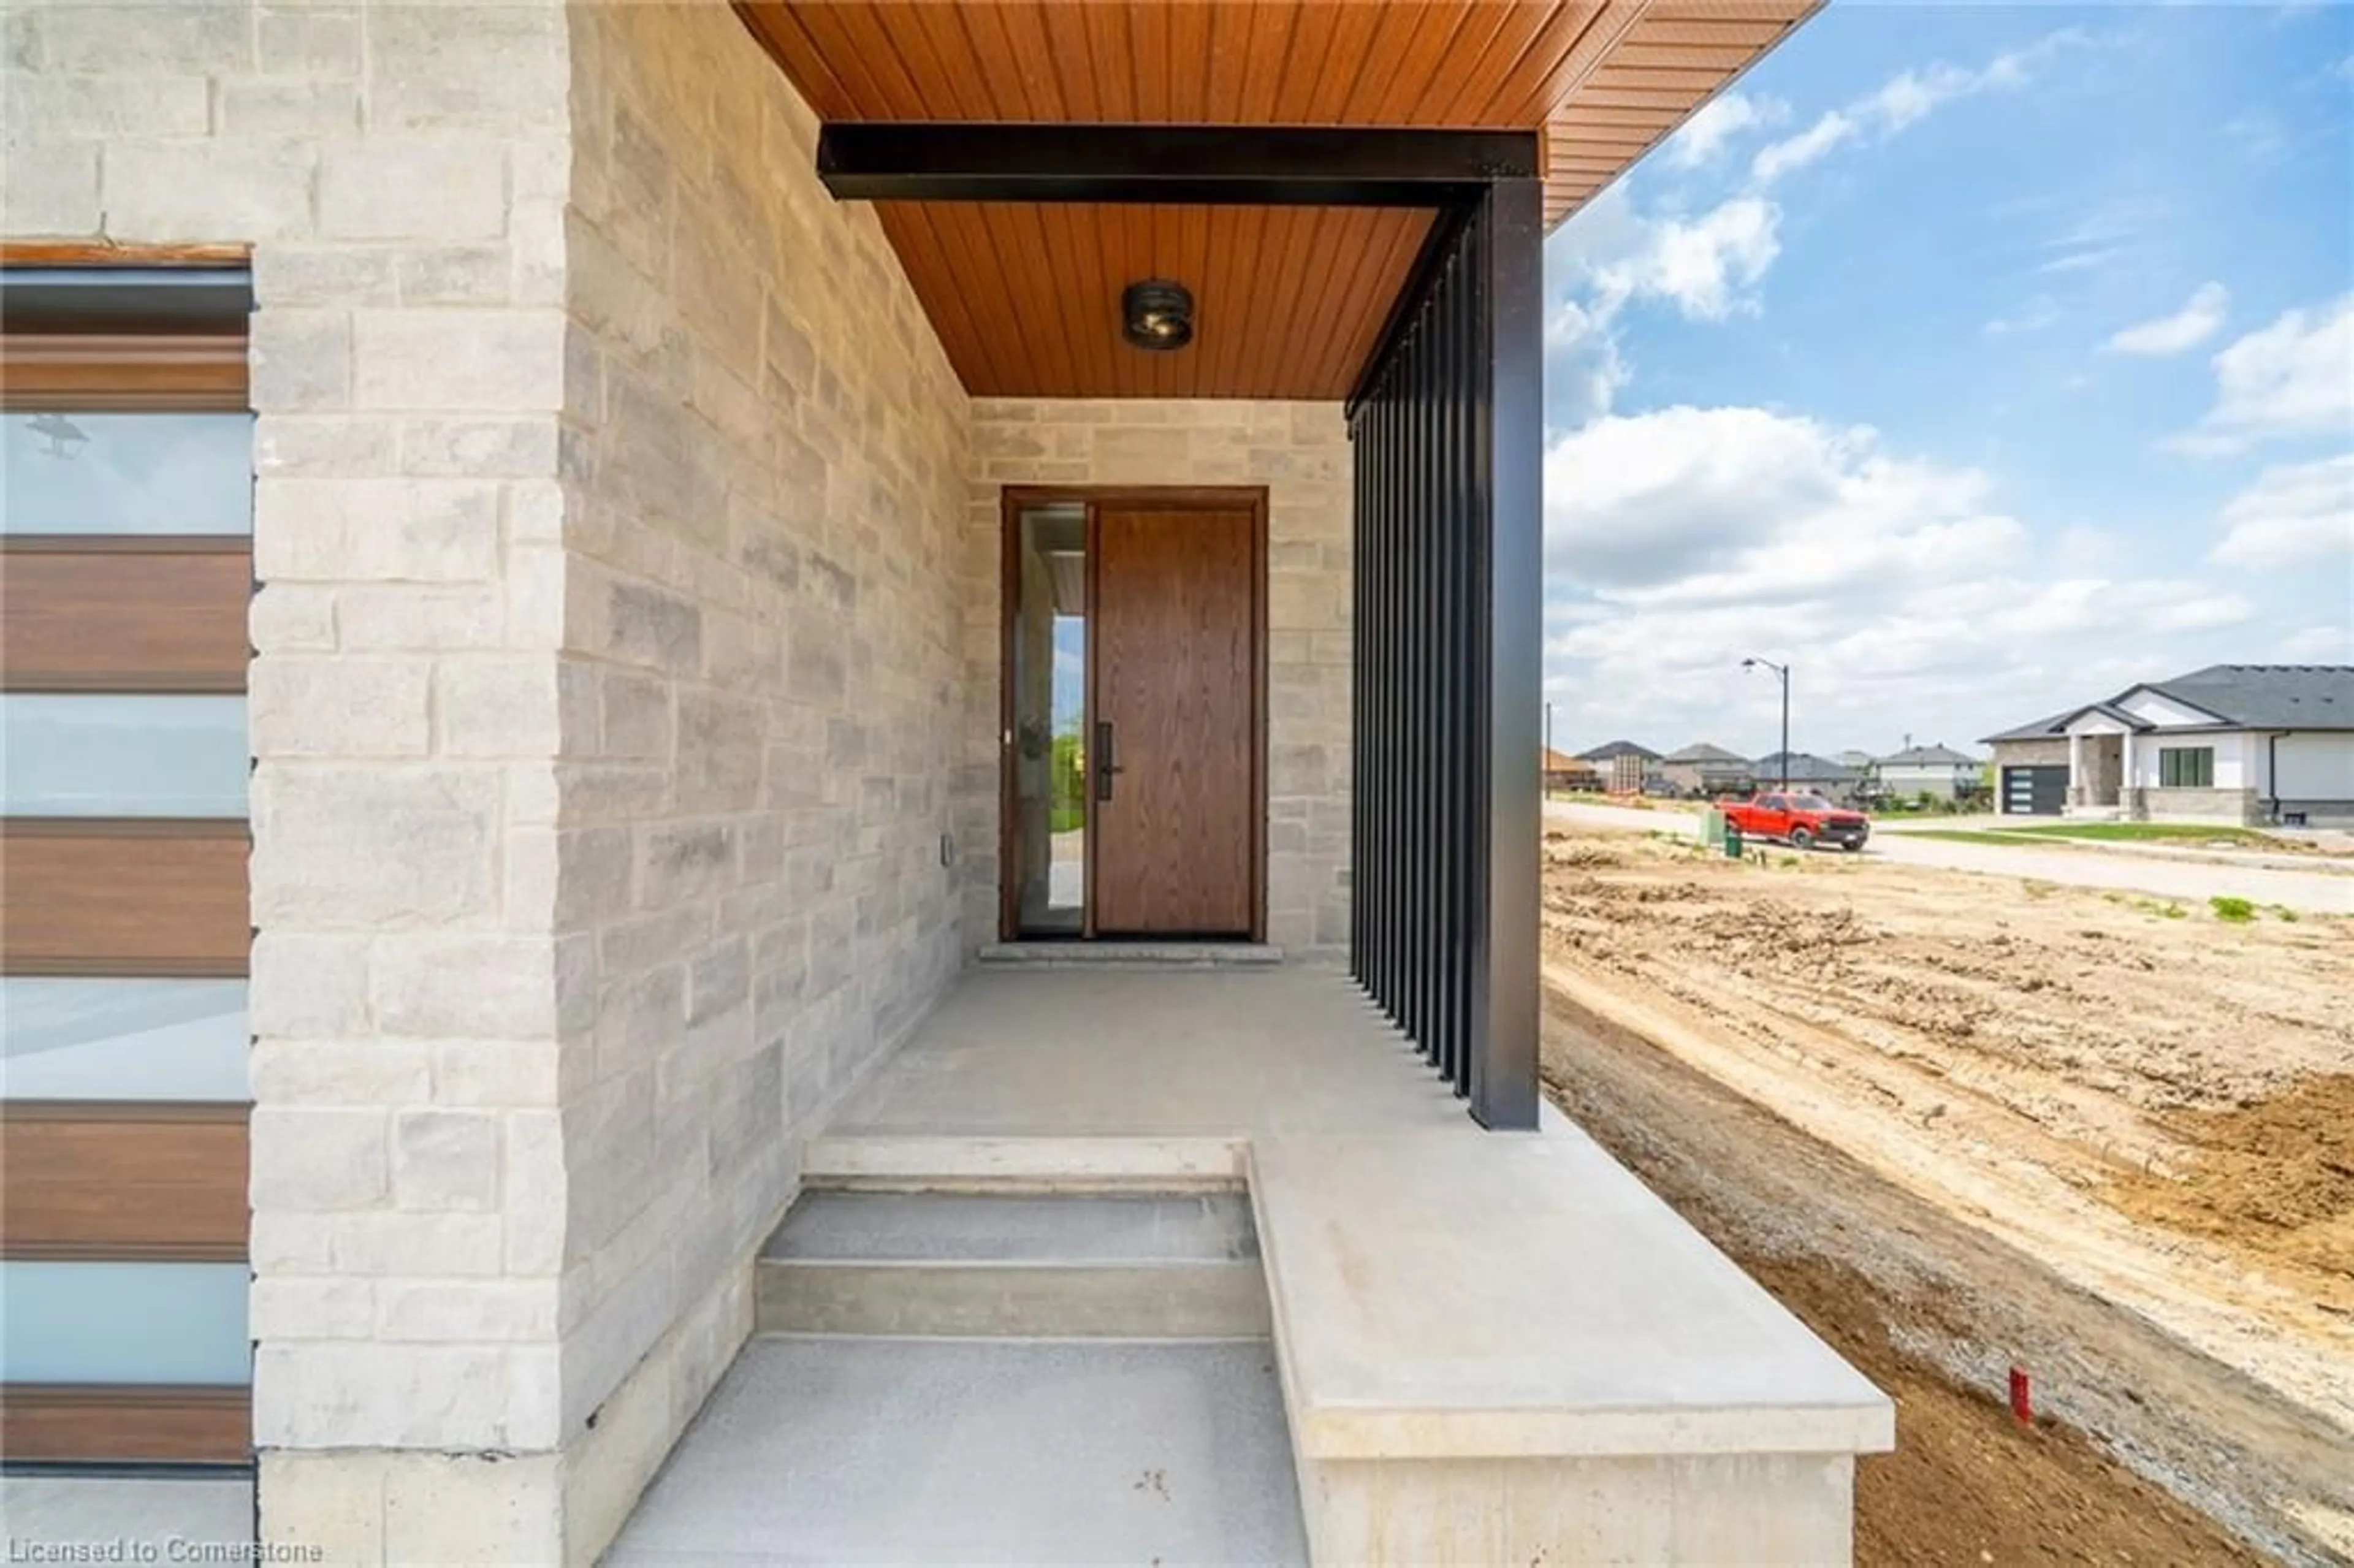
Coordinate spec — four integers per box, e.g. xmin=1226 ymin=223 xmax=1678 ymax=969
xmin=1088 ymin=503 xmax=1260 ymax=937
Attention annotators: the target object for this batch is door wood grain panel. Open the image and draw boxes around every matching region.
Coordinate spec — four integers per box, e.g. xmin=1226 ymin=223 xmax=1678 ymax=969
xmin=1 ymin=541 xmax=253 ymax=692
xmin=0 ymin=822 xmax=251 ymax=975
xmin=1 ymin=1103 xmax=250 ymax=1261
xmin=0 ymin=1384 xmax=250 ymax=1464
xmin=1091 ymin=506 xmax=1258 ymax=937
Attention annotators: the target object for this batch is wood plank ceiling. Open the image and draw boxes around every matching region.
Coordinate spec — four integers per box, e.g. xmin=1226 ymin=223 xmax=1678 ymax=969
xmin=737 ymin=0 xmax=1818 ymax=398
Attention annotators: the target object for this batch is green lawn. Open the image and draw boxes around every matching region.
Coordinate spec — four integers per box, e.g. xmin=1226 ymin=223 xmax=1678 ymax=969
xmin=1997 ymin=822 xmax=2291 ymax=849
xmin=1901 ymin=823 xmax=2295 ymax=852
xmin=1902 ymin=829 xmax=2043 ymax=847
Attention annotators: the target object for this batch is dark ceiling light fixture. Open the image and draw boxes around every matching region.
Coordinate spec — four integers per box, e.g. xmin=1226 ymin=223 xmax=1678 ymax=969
xmin=1121 ymin=280 xmax=1194 ymax=351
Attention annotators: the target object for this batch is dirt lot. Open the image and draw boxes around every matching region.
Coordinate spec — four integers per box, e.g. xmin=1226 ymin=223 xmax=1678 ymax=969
xmin=1539 ymin=825 xmax=2354 ymax=1564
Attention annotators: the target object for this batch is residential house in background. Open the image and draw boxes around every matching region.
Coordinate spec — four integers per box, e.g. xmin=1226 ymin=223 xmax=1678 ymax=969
xmin=1984 ymin=664 xmax=2354 ymax=824
xmin=1578 ymin=737 xmax=1661 ymax=794
xmin=1875 ymin=744 xmax=1984 ymax=803
xmin=0 ymin=2 xmax=1890 ymax=1566
xmin=1541 ymin=747 xmax=1601 ymax=794
xmin=1659 ymin=741 xmax=1754 ymax=797
xmin=1751 ymin=751 xmax=1866 ymax=802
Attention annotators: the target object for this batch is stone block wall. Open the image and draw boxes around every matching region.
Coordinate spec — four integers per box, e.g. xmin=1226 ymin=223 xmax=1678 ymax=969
xmin=553 ymin=0 xmax=969 ymax=1482
xmin=962 ymin=403 xmax=1354 ymax=959
xmin=2133 ymin=787 xmax=2259 ymax=825
xmin=6 ymin=0 xmax=579 ymax=1509
xmin=5 ymin=2 xmax=967 ymax=1559
xmin=9 ymin=2 xmax=1352 ymax=1553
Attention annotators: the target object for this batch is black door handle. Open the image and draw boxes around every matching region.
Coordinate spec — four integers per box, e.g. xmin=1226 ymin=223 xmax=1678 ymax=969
xmin=1095 ymin=720 xmax=1124 ymax=802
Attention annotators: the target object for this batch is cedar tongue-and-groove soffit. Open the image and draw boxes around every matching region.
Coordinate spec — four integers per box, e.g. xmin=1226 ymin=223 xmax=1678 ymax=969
xmin=737 ymin=1 xmax=1817 ymax=398
xmin=876 ymin=202 xmax=1433 ymax=400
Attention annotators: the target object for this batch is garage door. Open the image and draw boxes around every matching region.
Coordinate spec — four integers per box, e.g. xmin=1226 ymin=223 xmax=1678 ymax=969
xmin=2001 ymin=765 xmax=2066 ymax=815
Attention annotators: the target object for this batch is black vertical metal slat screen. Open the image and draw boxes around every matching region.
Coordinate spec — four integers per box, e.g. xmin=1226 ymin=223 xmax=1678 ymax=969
xmin=1347 ymin=182 xmax=1542 ymax=1130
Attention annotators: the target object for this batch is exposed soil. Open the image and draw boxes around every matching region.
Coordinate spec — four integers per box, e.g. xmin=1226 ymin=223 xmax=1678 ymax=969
xmin=2108 ymin=1075 xmax=2354 ymax=1279
xmin=1542 ymin=992 xmax=2348 ymax=1567
xmin=1538 ymin=824 xmax=2354 ymax=1564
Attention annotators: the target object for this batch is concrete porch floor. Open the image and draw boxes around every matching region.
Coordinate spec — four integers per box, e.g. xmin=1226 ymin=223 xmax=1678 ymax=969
xmin=620 ymin=963 xmax=1895 ymax=1565
xmin=812 ymin=966 xmax=1466 ymax=1186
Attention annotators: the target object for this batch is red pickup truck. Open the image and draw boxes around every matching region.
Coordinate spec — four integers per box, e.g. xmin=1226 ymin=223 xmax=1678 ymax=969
xmin=1720 ymin=791 xmax=1871 ymax=852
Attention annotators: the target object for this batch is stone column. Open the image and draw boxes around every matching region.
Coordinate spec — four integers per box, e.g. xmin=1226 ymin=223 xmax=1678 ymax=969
xmin=2066 ymin=731 xmax=2085 ymax=810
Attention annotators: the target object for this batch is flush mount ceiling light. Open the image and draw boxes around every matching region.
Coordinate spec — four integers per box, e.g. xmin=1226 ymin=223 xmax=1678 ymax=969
xmin=1122 ymin=280 xmax=1194 ymax=351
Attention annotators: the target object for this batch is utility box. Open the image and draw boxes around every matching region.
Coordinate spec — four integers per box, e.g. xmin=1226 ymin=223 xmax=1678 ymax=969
xmin=1724 ymin=822 xmax=1744 ymax=858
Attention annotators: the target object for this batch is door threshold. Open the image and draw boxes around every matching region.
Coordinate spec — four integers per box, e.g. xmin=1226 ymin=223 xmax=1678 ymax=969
xmin=978 ymin=942 xmax=1283 ymax=968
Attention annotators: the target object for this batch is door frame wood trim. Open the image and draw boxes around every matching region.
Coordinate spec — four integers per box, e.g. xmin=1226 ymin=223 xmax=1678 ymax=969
xmin=997 ymin=485 xmax=1269 ymax=945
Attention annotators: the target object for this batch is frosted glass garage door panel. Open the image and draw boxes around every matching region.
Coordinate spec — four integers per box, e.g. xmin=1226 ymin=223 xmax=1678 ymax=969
xmin=2277 ymin=735 xmax=2354 ymax=799
xmin=0 ymin=980 xmax=249 ymax=1101
xmin=1 ymin=412 xmax=253 ymax=535
xmin=0 ymin=1262 xmax=249 ymax=1384
xmin=1 ymin=695 xmax=249 ymax=817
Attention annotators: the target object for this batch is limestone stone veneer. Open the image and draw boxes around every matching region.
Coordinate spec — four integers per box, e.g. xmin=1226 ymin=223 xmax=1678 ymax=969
xmin=1252 ymin=1133 xmax=1894 ymax=1564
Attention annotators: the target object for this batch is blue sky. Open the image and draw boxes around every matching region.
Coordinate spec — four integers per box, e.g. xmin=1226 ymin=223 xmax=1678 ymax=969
xmin=1540 ymin=2 xmax=2353 ymax=760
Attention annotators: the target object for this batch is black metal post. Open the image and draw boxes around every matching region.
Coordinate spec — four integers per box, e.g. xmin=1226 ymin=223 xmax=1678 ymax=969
xmin=1467 ymin=176 xmax=1542 ymax=1130
xmin=1341 ymin=150 xmax=1542 ymax=1131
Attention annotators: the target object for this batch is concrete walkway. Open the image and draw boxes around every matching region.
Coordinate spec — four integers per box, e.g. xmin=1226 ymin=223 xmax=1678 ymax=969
xmin=1545 ymin=800 xmax=2354 ymax=915
xmin=603 ymin=1337 xmax=1308 ymax=1566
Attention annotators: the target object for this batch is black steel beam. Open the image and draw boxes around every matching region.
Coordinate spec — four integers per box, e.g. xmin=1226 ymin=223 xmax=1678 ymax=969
xmin=817 ymin=124 xmax=1538 ymax=208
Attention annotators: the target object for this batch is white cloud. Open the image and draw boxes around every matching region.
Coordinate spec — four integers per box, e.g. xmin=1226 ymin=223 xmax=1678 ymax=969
xmin=1545 ymin=406 xmax=2022 ymax=601
xmin=1562 ymin=194 xmax=1781 ymax=326
xmin=2223 ymin=112 xmax=2290 ymax=164
xmin=2036 ymin=247 xmax=2119 ymax=276
xmin=1750 ymin=32 xmax=2083 ymax=186
xmin=1541 ymin=405 xmax=2257 ymax=752
xmin=1983 ymin=299 xmax=2061 ymax=336
xmin=1664 ymin=92 xmax=1787 ymax=170
xmin=1544 ymin=297 xmax=1629 ymax=428
xmin=1544 ymin=190 xmax=1781 ymax=427
xmin=1607 ymin=197 xmax=1781 ymax=322
xmin=2278 ymin=624 xmax=2352 ymax=662
xmin=2103 ymin=282 xmax=2230 ymax=357
xmin=2176 ymin=294 xmax=2354 ymax=452
xmin=2209 ymin=454 xmax=2354 ymax=568
xmin=2029 ymin=197 xmax=2163 ymax=279
xmin=1750 ymin=112 xmax=1857 ymax=184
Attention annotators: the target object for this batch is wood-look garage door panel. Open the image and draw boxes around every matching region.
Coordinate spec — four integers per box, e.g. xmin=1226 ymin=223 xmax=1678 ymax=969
xmin=0 ymin=825 xmax=251 ymax=975
xmin=1 ymin=544 xmax=252 ymax=693
xmin=1 ymin=1106 xmax=250 ymax=1260
xmin=0 ymin=1385 xmax=250 ymax=1464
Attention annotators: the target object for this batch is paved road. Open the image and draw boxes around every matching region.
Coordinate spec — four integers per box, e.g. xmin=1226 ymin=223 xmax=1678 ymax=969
xmin=1544 ymin=799 xmax=2354 ymax=915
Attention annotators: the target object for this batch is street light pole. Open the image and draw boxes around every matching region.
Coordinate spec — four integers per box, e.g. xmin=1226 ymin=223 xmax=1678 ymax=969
xmin=1544 ymin=701 xmax=1553 ymax=799
xmin=1742 ymin=657 xmax=1791 ymax=791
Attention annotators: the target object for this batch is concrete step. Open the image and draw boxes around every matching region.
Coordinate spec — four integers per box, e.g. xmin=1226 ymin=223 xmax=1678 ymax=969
xmin=977 ymin=940 xmax=1283 ymax=967
xmin=602 ymin=1336 xmax=1309 ymax=1567
xmin=755 ymin=1190 xmax=1271 ymax=1338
